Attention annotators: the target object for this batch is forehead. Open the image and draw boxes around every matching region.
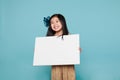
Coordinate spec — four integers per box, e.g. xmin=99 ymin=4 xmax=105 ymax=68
xmin=51 ymin=16 xmax=59 ymax=21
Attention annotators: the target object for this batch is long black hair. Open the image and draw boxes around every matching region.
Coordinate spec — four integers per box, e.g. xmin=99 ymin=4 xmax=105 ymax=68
xmin=46 ymin=14 xmax=69 ymax=36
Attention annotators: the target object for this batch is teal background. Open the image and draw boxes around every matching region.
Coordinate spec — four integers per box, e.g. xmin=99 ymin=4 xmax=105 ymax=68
xmin=0 ymin=0 xmax=120 ymax=80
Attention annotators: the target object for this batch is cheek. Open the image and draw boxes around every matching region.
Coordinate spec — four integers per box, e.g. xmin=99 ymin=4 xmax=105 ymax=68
xmin=59 ymin=25 xmax=62 ymax=29
xmin=51 ymin=24 xmax=53 ymax=28
xmin=59 ymin=23 xmax=62 ymax=28
xmin=51 ymin=25 xmax=54 ymax=30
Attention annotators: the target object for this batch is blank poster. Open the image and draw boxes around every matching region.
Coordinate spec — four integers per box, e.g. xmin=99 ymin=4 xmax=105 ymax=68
xmin=33 ymin=34 xmax=80 ymax=66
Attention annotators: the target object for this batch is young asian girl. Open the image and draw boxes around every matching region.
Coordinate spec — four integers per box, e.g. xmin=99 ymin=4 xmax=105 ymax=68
xmin=44 ymin=14 xmax=79 ymax=80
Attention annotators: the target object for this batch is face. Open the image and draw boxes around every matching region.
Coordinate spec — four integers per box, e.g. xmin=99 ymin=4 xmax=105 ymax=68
xmin=50 ymin=17 xmax=62 ymax=32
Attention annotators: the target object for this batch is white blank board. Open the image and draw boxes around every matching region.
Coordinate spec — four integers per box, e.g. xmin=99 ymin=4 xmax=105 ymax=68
xmin=33 ymin=34 xmax=80 ymax=66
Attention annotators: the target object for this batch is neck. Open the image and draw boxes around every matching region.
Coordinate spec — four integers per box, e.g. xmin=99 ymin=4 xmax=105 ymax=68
xmin=55 ymin=30 xmax=63 ymax=36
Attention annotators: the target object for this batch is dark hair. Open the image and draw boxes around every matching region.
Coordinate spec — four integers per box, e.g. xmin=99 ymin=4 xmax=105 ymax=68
xmin=46 ymin=14 xmax=69 ymax=36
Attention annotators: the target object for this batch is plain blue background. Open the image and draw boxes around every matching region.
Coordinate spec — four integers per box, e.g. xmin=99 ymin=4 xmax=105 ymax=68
xmin=0 ymin=0 xmax=120 ymax=80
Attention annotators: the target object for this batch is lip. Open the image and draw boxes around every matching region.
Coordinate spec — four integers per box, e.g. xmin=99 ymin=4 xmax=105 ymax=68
xmin=54 ymin=26 xmax=59 ymax=29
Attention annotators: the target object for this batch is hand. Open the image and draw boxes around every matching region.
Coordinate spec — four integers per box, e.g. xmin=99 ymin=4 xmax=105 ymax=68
xmin=79 ymin=48 xmax=82 ymax=53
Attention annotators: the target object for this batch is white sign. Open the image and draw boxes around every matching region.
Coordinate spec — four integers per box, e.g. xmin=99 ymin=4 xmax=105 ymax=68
xmin=33 ymin=34 xmax=80 ymax=66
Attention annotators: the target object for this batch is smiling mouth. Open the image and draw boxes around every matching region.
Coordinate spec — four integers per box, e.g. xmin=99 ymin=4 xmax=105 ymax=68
xmin=54 ymin=26 xmax=59 ymax=29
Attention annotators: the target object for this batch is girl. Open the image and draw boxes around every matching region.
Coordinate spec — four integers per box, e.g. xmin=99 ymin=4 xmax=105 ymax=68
xmin=44 ymin=14 xmax=78 ymax=80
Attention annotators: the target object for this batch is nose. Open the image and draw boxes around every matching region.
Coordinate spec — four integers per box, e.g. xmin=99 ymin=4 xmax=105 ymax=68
xmin=53 ymin=23 xmax=57 ymax=26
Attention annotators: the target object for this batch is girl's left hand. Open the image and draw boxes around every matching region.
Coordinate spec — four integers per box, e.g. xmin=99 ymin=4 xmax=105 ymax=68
xmin=79 ymin=48 xmax=82 ymax=53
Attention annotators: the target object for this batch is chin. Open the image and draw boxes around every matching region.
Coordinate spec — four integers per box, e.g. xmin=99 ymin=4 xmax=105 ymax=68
xmin=54 ymin=29 xmax=60 ymax=32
